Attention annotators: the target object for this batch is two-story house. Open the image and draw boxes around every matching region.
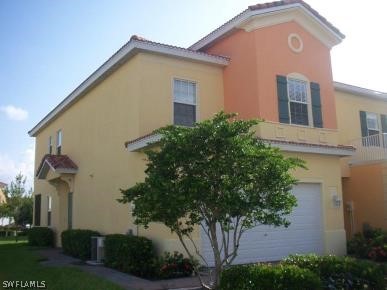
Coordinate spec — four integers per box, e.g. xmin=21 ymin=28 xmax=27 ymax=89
xmin=0 ymin=182 xmax=6 ymax=204
xmin=335 ymin=82 xmax=387 ymax=237
xmin=29 ymin=0 xmax=356 ymax=264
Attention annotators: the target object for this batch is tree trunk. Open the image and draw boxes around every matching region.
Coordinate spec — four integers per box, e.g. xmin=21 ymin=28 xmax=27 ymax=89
xmin=209 ymin=222 xmax=223 ymax=289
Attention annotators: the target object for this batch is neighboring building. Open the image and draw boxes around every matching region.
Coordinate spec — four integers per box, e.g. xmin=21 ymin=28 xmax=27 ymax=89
xmin=335 ymin=82 xmax=387 ymax=237
xmin=29 ymin=0 xmax=358 ymax=264
xmin=0 ymin=182 xmax=7 ymax=204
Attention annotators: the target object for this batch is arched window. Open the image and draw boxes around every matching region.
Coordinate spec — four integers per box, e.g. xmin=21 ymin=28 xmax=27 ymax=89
xmin=277 ymin=73 xmax=322 ymax=128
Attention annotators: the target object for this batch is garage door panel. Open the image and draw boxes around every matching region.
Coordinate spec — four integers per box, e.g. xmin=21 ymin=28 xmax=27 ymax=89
xmin=200 ymin=183 xmax=324 ymax=266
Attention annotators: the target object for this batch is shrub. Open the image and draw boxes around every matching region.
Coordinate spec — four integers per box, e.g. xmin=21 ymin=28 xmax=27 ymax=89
xmin=61 ymin=229 xmax=100 ymax=260
xmin=348 ymin=228 xmax=387 ymax=262
xmin=220 ymin=264 xmax=321 ymax=290
xmin=104 ymin=234 xmax=156 ymax=278
xmin=27 ymin=227 xmax=54 ymax=247
xmin=283 ymin=254 xmax=385 ymax=290
xmin=157 ymin=251 xmax=196 ymax=279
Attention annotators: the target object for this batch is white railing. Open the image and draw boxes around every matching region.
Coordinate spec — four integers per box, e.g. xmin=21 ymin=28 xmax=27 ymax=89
xmin=350 ymin=133 xmax=387 ymax=163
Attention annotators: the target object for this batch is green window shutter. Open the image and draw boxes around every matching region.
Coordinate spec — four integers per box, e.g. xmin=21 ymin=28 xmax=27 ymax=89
xmin=359 ymin=111 xmax=368 ymax=137
xmin=310 ymin=82 xmax=323 ymax=128
xmin=34 ymin=194 xmax=41 ymax=226
xmin=277 ymin=75 xmax=289 ymax=124
xmin=381 ymin=114 xmax=387 ymax=133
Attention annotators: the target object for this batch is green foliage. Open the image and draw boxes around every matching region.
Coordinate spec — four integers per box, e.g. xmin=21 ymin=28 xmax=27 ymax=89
xmin=27 ymin=227 xmax=54 ymax=247
xmin=119 ymin=112 xmax=305 ymax=288
xmin=61 ymin=229 xmax=100 ymax=260
xmin=0 ymin=241 xmax=124 ymax=290
xmin=14 ymin=195 xmax=33 ymax=226
xmin=220 ymin=264 xmax=321 ymax=290
xmin=1 ymin=173 xmax=33 ymax=226
xmin=104 ymin=234 xmax=157 ymax=278
xmin=348 ymin=228 xmax=387 ymax=262
xmin=283 ymin=254 xmax=385 ymax=290
xmin=157 ymin=251 xmax=197 ymax=279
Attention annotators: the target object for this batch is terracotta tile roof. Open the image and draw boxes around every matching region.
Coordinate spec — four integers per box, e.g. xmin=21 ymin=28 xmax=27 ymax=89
xmin=190 ymin=0 xmax=344 ymax=50
xmin=129 ymin=35 xmax=230 ymax=61
xmin=124 ymin=132 xmax=158 ymax=147
xmin=248 ymin=0 xmax=344 ymax=38
xmin=36 ymin=154 xmax=78 ymax=177
xmin=125 ymin=132 xmax=356 ymax=152
xmin=263 ymin=138 xmax=355 ymax=151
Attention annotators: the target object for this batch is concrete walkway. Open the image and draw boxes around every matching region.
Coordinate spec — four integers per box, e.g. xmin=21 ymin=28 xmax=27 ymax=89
xmin=38 ymin=248 xmax=205 ymax=290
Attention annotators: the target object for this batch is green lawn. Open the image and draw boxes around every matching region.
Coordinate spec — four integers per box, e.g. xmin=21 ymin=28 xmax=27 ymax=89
xmin=0 ymin=238 xmax=125 ymax=290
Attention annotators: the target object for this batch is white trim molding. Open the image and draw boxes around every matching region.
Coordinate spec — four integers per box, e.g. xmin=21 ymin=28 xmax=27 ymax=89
xmin=125 ymin=132 xmax=355 ymax=157
xmin=265 ymin=140 xmax=355 ymax=157
xmin=334 ymin=82 xmax=387 ymax=101
xmin=28 ymin=39 xmax=229 ymax=137
xmin=189 ymin=3 xmax=344 ymax=50
xmin=126 ymin=133 xmax=162 ymax=152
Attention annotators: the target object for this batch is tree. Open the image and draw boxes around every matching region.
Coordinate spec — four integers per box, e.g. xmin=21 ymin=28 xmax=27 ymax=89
xmin=2 ymin=173 xmax=33 ymax=227
xmin=119 ymin=112 xmax=305 ymax=289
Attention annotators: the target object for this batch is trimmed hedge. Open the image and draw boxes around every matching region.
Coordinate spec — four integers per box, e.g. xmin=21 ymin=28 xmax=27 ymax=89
xmin=27 ymin=227 xmax=54 ymax=247
xmin=104 ymin=234 xmax=156 ymax=278
xmin=61 ymin=229 xmax=100 ymax=260
xmin=283 ymin=254 xmax=385 ymax=290
xmin=220 ymin=264 xmax=321 ymax=290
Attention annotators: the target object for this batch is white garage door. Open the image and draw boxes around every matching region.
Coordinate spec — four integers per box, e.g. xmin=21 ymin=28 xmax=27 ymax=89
xmin=200 ymin=183 xmax=324 ymax=265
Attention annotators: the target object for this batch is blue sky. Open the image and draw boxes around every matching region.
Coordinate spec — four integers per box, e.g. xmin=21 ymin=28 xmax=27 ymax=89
xmin=0 ymin=0 xmax=386 ymax=189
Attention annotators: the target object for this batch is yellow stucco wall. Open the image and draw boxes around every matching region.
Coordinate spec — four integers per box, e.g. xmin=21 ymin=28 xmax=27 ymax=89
xmin=342 ymin=162 xmax=387 ymax=237
xmin=336 ymin=90 xmax=387 ymax=145
xmin=336 ymin=89 xmax=387 ymax=235
xmin=0 ymin=188 xmax=6 ymax=204
xmin=32 ymin=50 xmax=347 ymax=257
xmin=33 ymin=52 xmax=224 ymax=249
xmin=285 ymin=152 xmax=346 ymax=255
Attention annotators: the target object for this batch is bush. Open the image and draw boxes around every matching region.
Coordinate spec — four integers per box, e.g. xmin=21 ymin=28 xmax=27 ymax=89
xmin=61 ymin=229 xmax=100 ymax=260
xmin=157 ymin=251 xmax=196 ymax=279
xmin=220 ymin=264 xmax=321 ymax=290
xmin=104 ymin=234 xmax=156 ymax=278
xmin=348 ymin=228 xmax=387 ymax=262
xmin=27 ymin=227 xmax=54 ymax=247
xmin=283 ymin=254 xmax=385 ymax=290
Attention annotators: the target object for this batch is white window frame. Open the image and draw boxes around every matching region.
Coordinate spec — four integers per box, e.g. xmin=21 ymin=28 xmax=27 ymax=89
xmin=366 ymin=112 xmax=380 ymax=135
xmin=47 ymin=196 xmax=52 ymax=227
xmin=172 ymin=78 xmax=198 ymax=126
xmin=56 ymin=129 xmax=62 ymax=155
xmin=287 ymin=73 xmax=312 ymax=127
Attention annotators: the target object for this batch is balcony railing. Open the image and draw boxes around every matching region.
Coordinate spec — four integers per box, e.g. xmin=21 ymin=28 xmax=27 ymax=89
xmin=350 ymin=133 xmax=387 ymax=163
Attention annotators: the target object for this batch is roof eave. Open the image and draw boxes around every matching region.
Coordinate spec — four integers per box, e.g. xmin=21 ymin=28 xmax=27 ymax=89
xmin=189 ymin=3 xmax=344 ymax=51
xmin=28 ymin=41 xmax=229 ymax=137
xmin=334 ymin=81 xmax=387 ymax=101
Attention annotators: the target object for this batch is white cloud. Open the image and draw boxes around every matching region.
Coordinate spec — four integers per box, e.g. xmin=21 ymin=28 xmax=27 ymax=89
xmin=0 ymin=144 xmax=35 ymax=191
xmin=0 ymin=105 xmax=28 ymax=121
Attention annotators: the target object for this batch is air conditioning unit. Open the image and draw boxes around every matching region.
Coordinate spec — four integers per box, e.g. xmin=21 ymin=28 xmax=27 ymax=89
xmin=89 ymin=236 xmax=105 ymax=264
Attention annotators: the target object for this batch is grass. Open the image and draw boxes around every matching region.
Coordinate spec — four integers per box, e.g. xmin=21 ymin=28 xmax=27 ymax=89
xmin=0 ymin=238 xmax=125 ymax=290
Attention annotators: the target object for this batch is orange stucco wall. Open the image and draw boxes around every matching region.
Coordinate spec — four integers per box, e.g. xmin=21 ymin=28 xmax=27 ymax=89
xmin=342 ymin=163 xmax=386 ymax=238
xmin=205 ymin=21 xmax=337 ymax=129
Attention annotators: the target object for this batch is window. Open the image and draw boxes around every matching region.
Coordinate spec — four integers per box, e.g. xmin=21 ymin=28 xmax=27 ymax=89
xmin=173 ymin=79 xmax=196 ymax=127
xmin=366 ymin=112 xmax=379 ymax=136
xmin=34 ymin=194 xmax=41 ymax=226
xmin=56 ymin=130 xmax=62 ymax=155
xmin=288 ymin=78 xmax=309 ymax=126
xmin=47 ymin=196 xmax=52 ymax=226
xmin=48 ymin=136 xmax=52 ymax=154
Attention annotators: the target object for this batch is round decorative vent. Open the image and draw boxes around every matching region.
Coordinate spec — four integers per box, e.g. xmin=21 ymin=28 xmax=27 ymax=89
xmin=288 ymin=33 xmax=303 ymax=53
